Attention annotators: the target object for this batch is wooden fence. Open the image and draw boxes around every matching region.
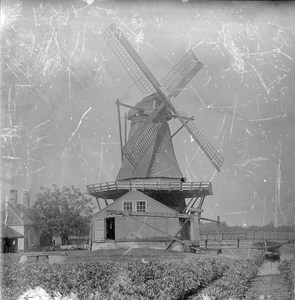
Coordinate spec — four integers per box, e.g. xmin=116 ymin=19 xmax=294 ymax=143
xmin=200 ymin=231 xmax=295 ymax=241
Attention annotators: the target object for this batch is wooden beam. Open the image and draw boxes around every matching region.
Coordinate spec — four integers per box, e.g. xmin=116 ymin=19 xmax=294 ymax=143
xmin=182 ymin=197 xmax=195 ymax=213
xmin=116 ymin=99 xmax=124 ymax=163
xmin=107 ymin=209 xmax=190 ymax=219
xmin=171 ymin=117 xmax=194 ymax=138
xmin=217 ymin=216 xmax=222 ymax=254
xmin=117 ymin=100 xmax=145 ymax=113
xmin=95 ymin=197 xmax=101 ymax=211
xmin=200 ymin=217 xmax=219 ymax=223
xmin=124 ymin=113 xmax=128 ymax=144
xmin=165 ymin=218 xmax=190 ymax=250
xmin=89 ymin=219 xmax=93 ymax=252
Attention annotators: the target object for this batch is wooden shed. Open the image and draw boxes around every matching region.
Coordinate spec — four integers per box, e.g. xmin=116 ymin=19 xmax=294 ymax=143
xmin=90 ymin=189 xmax=193 ymax=248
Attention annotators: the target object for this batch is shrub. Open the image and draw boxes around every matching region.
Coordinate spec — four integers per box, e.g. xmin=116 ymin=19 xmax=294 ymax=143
xmin=193 ymin=260 xmax=259 ymax=300
xmin=1 ymin=257 xmax=245 ymax=300
xmin=278 ymin=259 xmax=295 ymax=297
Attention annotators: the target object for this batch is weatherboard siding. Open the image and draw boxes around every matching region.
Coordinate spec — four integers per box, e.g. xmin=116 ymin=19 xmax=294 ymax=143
xmin=92 ymin=190 xmax=181 ymax=242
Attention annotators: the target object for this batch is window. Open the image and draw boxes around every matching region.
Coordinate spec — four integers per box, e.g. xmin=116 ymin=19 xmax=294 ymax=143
xmin=123 ymin=201 xmax=133 ymax=211
xmin=136 ymin=201 xmax=146 ymax=212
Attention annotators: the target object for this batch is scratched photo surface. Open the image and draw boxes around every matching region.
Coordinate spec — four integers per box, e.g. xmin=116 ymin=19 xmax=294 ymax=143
xmin=1 ymin=0 xmax=294 ymax=226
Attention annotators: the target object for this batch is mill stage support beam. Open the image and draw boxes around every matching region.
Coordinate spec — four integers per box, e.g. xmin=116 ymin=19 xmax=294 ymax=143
xmin=190 ymin=209 xmax=200 ymax=247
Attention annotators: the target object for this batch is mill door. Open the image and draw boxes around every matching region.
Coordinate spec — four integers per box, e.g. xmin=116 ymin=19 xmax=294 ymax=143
xmin=106 ymin=217 xmax=115 ymax=240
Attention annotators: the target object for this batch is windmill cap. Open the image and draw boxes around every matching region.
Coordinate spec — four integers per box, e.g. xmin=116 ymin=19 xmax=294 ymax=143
xmin=128 ymin=93 xmax=172 ymax=120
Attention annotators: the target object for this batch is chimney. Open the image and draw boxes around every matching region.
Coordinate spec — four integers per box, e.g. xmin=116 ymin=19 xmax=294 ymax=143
xmin=10 ymin=190 xmax=17 ymax=206
xmin=23 ymin=192 xmax=30 ymax=208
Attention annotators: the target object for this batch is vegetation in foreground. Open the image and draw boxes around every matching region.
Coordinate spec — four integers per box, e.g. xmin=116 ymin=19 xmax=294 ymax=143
xmin=2 ymin=251 xmax=259 ymax=300
xmin=1 ymin=247 xmax=294 ymax=300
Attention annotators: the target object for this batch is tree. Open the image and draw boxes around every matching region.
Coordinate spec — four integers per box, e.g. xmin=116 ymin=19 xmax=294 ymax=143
xmin=32 ymin=184 xmax=94 ymax=245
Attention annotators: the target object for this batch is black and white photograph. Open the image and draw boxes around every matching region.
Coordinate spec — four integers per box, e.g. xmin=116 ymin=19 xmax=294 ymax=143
xmin=1 ymin=0 xmax=295 ymax=299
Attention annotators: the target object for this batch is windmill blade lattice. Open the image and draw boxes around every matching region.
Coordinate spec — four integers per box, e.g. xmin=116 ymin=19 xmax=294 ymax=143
xmin=178 ymin=110 xmax=224 ymax=172
xmin=103 ymin=23 xmax=159 ymax=95
xmin=162 ymin=50 xmax=204 ymax=99
xmin=124 ymin=122 xmax=164 ymax=166
xmin=103 ymin=23 xmax=224 ymax=172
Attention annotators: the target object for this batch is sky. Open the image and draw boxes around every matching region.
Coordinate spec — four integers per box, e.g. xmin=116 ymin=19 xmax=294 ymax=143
xmin=1 ymin=0 xmax=294 ymax=227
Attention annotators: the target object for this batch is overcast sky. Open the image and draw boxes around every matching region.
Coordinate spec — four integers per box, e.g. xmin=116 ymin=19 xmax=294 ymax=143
xmin=1 ymin=0 xmax=294 ymax=226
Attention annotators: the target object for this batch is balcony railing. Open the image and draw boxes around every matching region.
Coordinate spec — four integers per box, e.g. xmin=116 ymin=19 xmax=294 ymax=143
xmin=87 ymin=181 xmax=212 ymax=195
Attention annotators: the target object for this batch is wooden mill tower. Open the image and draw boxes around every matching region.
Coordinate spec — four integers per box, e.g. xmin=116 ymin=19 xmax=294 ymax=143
xmin=87 ymin=23 xmax=224 ymax=250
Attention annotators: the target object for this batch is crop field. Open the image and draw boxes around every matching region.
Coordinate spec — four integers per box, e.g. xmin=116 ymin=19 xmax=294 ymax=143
xmin=1 ymin=245 xmax=294 ymax=300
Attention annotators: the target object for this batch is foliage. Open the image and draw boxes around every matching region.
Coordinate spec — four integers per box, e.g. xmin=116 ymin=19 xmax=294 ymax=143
xmin=32 ymin=185 xmax=94 ymax=245
xmin=192 ymin=260 xmax=259 ymax=300
xmin=1 ymin=258 xmax=232 ymax=300
xmin=108 ymin=258 xmax=230 ymax=299
xmin=278 ymin=259 xmax=295 ymax=297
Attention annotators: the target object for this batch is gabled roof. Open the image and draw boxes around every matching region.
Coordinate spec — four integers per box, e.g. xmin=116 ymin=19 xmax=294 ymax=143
xmin=92 ymin=189 xmax=178 ymax=218
xmin=0 ymin=222 xmax=24 ymax=238
xmin=1 ymin=202 xmax=35 ymax=226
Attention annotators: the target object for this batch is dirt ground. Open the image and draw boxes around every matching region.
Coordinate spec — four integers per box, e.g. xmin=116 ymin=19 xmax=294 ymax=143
xmin=244 ymin=274 xmax=291 ymax=300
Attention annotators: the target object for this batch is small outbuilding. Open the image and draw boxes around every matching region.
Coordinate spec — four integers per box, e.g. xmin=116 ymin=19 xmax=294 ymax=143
xmin=90 ymin=189 xmax=195 ymax=250
xmin=0 ymin=200 xmax=40 ymax=252
xmin=1 ymin=222 xmax=24 ymax=253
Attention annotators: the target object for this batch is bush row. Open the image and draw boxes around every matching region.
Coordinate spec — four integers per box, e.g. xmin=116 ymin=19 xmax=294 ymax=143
xmin=278 ymin=259 xmax=295 ymax=299
xmin=1 ymin=258 xmax=258 ymax=300
xmin=192 ymin=260 xmax=259 ymax=300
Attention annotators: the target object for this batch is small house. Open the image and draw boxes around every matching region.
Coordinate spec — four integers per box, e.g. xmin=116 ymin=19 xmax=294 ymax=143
xmin=0 ymin=193 xmax=41 ymax=252
xmin=90 ymin=189 xmax=195 ymax=250
xmin=0 ymin=222 xmax=24 ymax=253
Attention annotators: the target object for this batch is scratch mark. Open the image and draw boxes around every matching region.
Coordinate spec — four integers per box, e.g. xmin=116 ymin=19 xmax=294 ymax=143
xmin=70 ymin=31 xmax=80 ymax=61
xmin=68 ymin=107 xmax=91 ymax=143
xmin=146 ymin=42 xmax=174 ymax=64
xmin=80 ymin=20 xmax=87 ymax=57
xmin=245 ymin=127 xmax=256 ymax=137
xmin=215 ymin=114 xmax=226 ymax=139
xmin=33 ymin=166 xmax=45 ymax=174
xmin=191 ymin=86 xmax=205 ymax=107
xmin=229 ymin=93 xmax=238 ymax=139
xmin=192 ymin=40 xmax=204 ymax=50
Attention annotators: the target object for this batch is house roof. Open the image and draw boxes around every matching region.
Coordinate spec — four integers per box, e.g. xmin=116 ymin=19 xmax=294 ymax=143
xmin=1 ymin=202 xmax=35 ymax=226
xmin=92 ymin=189 xmax=179 ymax=218
xmin=1 ymin=223 xmax=24 ymax=238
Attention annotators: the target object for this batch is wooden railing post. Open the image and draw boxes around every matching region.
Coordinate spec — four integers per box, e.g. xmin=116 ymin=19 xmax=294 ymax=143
xmin=217 ymin=216 xmax=222 ymax=254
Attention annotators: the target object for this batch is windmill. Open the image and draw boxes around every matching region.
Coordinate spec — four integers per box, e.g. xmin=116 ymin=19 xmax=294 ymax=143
xmin=103 ymin=23 xmax=224 ymax=183
xmin=86 ymin=24 xmax=224 ymax=251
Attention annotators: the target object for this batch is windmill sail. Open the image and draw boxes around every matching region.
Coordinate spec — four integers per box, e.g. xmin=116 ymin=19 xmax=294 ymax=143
xmin=177 ymin=111 xmax=224 ymax=172
xmin=103 ymin=23 xmax=224 ymax=173
xmin=162 ymin=50 xmax=204 ymax=99
xmin=103 ymin=23 xmax=159 ymax=95
xmin=124 ymin=121 xmax=164 ymax=166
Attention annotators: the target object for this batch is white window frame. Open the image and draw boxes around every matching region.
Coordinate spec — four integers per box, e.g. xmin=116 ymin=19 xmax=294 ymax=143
xmin=122 ymin=201 xmax=133 ymax=211
xmin=135 ymin=200 xmax=147 ymax=212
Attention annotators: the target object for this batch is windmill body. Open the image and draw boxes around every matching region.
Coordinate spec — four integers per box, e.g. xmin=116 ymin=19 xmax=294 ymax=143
xmin=87 ymin=23 xmax=224 ymax=251
xmin=117 ymin=93 xmax=183 ymax=182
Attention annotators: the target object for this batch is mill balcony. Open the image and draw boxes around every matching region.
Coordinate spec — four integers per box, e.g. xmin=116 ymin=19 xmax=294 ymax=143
xmin=87 ymin=180 xmax=213 ymax=200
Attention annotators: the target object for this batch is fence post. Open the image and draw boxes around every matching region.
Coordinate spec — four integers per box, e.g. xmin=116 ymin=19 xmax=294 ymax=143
xmin=205 ymin=239 xmax=208 ymax=249
xmin=217 ymin=216 xmax=222 ymax=254
xmin=237 ymin=238 xmax=240 ymax=249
